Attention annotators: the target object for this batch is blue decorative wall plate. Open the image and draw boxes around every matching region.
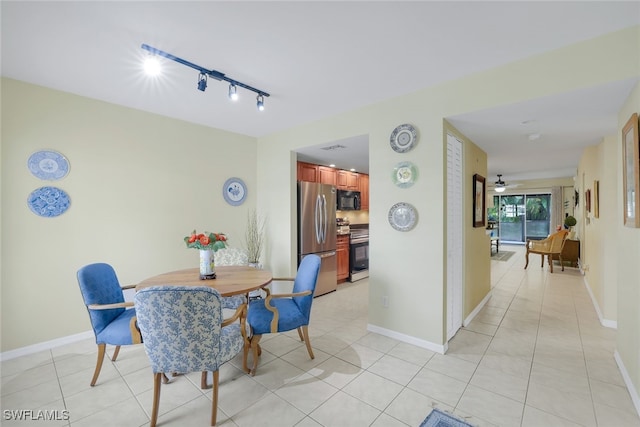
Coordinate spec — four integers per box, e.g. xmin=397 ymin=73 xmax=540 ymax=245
xmin=28 ymin=150 xmax=70 ymax=180
xmin=27 ymin=186 xmax=71 ymax=217
xmin=222 ymin=177 xmax=247 ymax=206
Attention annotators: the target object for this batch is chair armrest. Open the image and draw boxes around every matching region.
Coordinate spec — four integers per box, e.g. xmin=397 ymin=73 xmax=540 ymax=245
xmin=222 ymin=303 xmax=247 ymax=328
xmin=87 ymin=301 xmax=134 ymax=310
xmin=261 ymin=290 xmax=312 ymax=333
xmin=121 ymin=284 xmax=137 ymax=290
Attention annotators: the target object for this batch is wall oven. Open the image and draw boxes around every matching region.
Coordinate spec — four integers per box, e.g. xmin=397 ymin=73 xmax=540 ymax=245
xmin=349 ymin=229 xmax=369 ymax=282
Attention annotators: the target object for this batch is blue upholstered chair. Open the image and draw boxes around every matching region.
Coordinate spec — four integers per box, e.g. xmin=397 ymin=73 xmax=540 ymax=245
xmin=77 ymin=263 xmax=142 ymax=386
xmin=245 ymin=254 xmax=321 ymax=376
xmin=134 ymin=286 xmax=246 ymax=427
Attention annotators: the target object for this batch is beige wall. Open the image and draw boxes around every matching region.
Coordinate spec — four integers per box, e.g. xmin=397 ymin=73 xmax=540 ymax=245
xmin=1 ymin=78 xmax=258 ymax=351
xmin=614 ymin=81 xmax=640 ymax=407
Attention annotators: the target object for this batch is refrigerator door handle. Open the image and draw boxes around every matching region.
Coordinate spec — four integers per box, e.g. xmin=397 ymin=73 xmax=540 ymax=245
xmin=321 ymin=194 xmax=328 ymax=243
xmin=315 ymin=194 xmax=322 ymax=244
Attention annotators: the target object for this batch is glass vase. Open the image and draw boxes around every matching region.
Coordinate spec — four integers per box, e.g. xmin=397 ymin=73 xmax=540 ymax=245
xmin=199 ymin=249 xmax=216 ymax=280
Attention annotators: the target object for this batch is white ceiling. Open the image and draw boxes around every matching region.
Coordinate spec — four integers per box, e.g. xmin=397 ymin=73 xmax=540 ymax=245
xmin=2 ymin=1 xmax=639 ymax=182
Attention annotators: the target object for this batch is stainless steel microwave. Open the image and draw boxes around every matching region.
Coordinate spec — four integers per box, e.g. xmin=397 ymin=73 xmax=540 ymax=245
xmin=336 ymin=190 xmax=361 ymax=211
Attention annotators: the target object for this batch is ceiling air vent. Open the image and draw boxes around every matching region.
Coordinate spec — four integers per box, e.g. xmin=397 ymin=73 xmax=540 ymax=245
xmin=320 ymin=144 xmax=347 ymax=151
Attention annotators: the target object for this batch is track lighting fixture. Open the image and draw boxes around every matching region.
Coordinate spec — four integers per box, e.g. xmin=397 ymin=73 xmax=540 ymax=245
xmin=197 ymin=73 xmax=207 ymax=92
xmin=228 ymin=83 xmax=238 ymax=101
xmin=141 ymin=44 xmax=270 ymax=110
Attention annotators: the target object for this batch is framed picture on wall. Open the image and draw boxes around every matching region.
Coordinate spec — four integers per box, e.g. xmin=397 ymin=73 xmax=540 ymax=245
xmin=473 ymin=174 xmax=486 ymax=227
xmin=594 ymin=180 xmax=600 ymax=218
xmin=622 ymin=113 xmax=639 ymax=228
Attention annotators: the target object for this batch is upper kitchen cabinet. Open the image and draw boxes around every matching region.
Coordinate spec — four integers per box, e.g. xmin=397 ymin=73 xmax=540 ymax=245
xmin=297 ymin=161 xmax=318 ymax=182
xmin=337 ymin=170 xmax=359 ymax=190
xmin=318 ymin=166 xmax=337 ymax=186
xmin=359 ymin=173 xmax=369 ymax=210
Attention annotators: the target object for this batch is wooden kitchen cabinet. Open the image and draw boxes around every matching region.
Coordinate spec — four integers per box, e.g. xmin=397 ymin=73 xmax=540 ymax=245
xmin=359 ymin=174 xmax=369 ymax=210
xmin=337 ymin=170 xmax=359 ymax=190
xmin=297 ymin=161 xmax=318 ymax=182
xmin=318 ymin=165 xmax=336 ymax=186
xmin=336 ymin=234 xmax=350 ymax=282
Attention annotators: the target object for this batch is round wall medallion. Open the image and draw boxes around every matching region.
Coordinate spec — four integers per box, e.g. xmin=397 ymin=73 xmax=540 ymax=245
xmin=392 ymin=161 xmax=418 ymax=188
xmin=222 ymin=177 xmax=247 ymax=206
xmin=27 ymin=186 xmax=71 ymax=217
xmin=388 ymin=202 xmax=418 ymax=232
xmin=390 ymin=124 xmax=418 ymax=153
xmin=28 ymin=150 xmax=70 ymax=180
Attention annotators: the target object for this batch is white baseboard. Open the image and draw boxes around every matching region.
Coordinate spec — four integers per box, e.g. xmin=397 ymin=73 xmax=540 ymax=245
xmin=614 ymin=350 xmax=640 ymax=419
xmin=583 ymin=277 xmax=617 ymax=329
xmin=367 ymin=324 xmax=447 ymax=354
xmin=463 ymin=289 xmax=493 ymax=327
xmin=0 ymin=330 xmax=94 ymax=362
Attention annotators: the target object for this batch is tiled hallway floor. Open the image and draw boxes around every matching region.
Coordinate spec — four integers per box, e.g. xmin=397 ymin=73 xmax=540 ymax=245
xmin=2 ymin=245 xmax=639 ymax=426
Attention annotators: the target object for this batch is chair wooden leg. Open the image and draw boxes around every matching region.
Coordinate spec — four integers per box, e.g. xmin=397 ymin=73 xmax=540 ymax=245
xmin=90 ymin=344 xmax=106 ymax=386
xmin=300 ymin=326 xmax=315 ymax=360
xmin=548 ymin=255 xmax=554 ymax=273
xmin=211 ymin=370 xmax=219 ymax=426
xmin=111 ymin=345 xmax=121 ymax=361
xmin=250 ymin=335 xmax=262 ymax=376
xmin=540 ymin=254 xmax=544 ymax=268
xmin=201 ymin=371 xmax=208 ymax=389
xmin=242 ymin=338 xmax=251 ymax=374
xmin=524 ymin=251 xmax=530 ymax=269
xmin=150 ymin=373 xmax=162 ymax=427
xmin=560 ymin=255 xmax=565 ymax=271
xmin=297 ymin=327 xmax=304 ymax=341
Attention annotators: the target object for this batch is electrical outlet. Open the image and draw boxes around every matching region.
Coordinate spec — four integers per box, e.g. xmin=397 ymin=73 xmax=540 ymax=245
xmin=382 ymin=296 xmax=389 ymax=308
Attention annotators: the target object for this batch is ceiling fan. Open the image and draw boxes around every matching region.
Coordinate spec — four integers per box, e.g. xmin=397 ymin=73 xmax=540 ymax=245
xmin=494 ymin=174 xmax=507 ymax=192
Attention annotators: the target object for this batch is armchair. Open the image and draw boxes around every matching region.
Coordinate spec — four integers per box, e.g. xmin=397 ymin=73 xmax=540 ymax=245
xmin=524 ymin=229 xmax=569 ymax=273
xmin=134 ymin=286 xmax=247 ymax=427
xmin=76 ymin=263 xmax=142 ymax=386
xmin=245 ymin=254 xmax=321 ymax=376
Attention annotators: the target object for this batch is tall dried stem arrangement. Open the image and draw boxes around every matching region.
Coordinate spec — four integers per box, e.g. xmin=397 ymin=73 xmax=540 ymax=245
xmin=245 ymin=209 xmax=266 ymax=264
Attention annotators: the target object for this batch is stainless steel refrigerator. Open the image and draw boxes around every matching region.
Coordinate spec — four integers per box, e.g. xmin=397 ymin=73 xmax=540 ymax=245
xmin=298 ymin=181 xmax=337 ymax=296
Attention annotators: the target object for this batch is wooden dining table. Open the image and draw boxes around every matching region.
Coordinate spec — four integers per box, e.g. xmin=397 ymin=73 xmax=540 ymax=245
xmin=136 ymin=265 xmax=273 ymax=296
xmin=136 ymin=265 xmax=272 ymax=376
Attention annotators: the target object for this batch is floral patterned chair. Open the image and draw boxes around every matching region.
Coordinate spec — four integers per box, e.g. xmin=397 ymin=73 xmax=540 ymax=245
xmin=134 ymin=286 xmax=246 ymax=427
xmin=77 ymin=263 xmax=142 ymax=386
xmin=246 ymin=254 xmax=320 ymax=376
xmin=215 ymin=247 xmax=251 ymax=309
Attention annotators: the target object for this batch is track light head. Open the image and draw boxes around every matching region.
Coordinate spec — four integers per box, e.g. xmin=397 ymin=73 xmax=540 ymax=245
xmin=197 ymin=73 xmax=207 ymax=92
xmin=228 ymin=83 xmax=238 ymax=101
xmin=143 ymin=55 xmax=161 ymax=76
xmin=256 ymin=94 xmax=265 ymax=111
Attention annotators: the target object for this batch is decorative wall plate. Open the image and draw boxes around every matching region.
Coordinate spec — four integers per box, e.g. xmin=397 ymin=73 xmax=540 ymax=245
xmin=390 ymin=124 xmax=418 ymax=153
xmin=28 ymin=150 xmax=69 ymax=180
xmin=392 ymin=161 xmax=418 ymax=188
xmin=27 ymin=186 xmax=71 ymax=217
xmin=222 ymin=177 xmax=247 ymax=206
xmin=388 ymin=202 xmax=418 ymax=231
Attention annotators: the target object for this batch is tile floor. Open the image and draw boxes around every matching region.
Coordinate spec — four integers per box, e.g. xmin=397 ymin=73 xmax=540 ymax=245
xmin=2 ymin=244 xmax=639 ymax=426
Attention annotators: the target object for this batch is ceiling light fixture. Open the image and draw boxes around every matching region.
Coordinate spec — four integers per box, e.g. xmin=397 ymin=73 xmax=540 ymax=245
xmin=495 ymin=174 xmax=506 ymax=193
xmin=228 ymin=83 xmax=238 ymax=101
xmin=256 ymin=95 xmax=264 ymax=111
xmin=141 ymin=44 xmax=270 ymax=110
